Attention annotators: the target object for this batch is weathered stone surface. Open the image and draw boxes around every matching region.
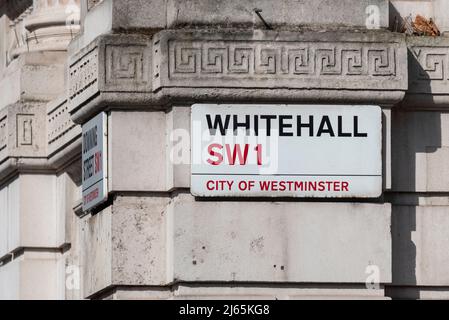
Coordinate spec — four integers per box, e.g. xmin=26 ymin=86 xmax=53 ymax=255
xmin=389 ymin=0 xmax=433 ymax=31
xmin=154 ymin=30 xmax=406 ymax=91
xmin=0 ymin=102 xmax=49 ymax=181
xmin=81 ymin=193 xmax=391 ymax=296
xmin=72 ymin=0 xmax=389 ymax=52
xmin=392 ymin=205 xmax=449 ymax=286
xmin=0 ymin=102 xmax=47 ymax=161
xmin=82 ymin=206 xmax=112 ymax=298
xmin=47 ymin=97 xmax=81 ymax=157
xmin=81 ymin=196 xmax=169 ymax=298
xmin=0 ymin=98 xmax=81 ymax=181
xmin=0 ymin=175 xmax=62 ymax=257
xmin=166 ymin=106 xmax=190 ymax=190
xmin=391 ymin=110 xmax=449 ymax=192
xmin=166 ymin=0 xmax=389 ymax=30
xmin=68 ymin=34 xmax=152 ymax=116
xmin=0 ymin=251 xmax=65 ymax=300
xmin=170 ymin=194 xmax=392 ymax=284
xmin=5 ymin=0 xmax=449 ymax=301
xmin=105 ymin=284 xmax=387 ymax=300
xmin=387 ymin=286 xmax=449 ymax=300
xmin=108 ymin=111 xmax=167 ymax=192
xmin=68 ymin=31 xmax=408 ymax=123
xmin=433 ymin=0 xmax=449 ymax=34
xmin=0 ymin=52 xmax=67 ymax=110
xmin=404 ymin=37 xmax=449 ymax=108
xmin=108 ymin=108 xmax=191 ymax=193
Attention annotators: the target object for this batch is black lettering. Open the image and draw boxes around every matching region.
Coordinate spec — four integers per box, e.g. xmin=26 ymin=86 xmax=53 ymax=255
xmin=260 ymin=115 xmax=277 ymax=136
xmin=354 ymin=116 xmax=368 ymax=137
xmin=254 ymin=115 xmax=259 ymax=136
xmin=233 ymin=114 xmax=250 ymax=135
xmin=297 ymin=115 xmax=314 ymax=137
xmin=338 ymin=116 xmax=352 ymax=137
xmin=317 ymin=116 xmax=335 ymax=137
xmin=83 ymin=126 xmax=98 ymax=154
xmin=206 ymin=114 xmax=231 ymax=135
xmin=279 ymin=115 xmax=293 ymax=136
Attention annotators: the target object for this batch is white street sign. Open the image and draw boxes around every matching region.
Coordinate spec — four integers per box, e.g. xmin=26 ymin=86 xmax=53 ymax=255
xmin=191 ymin=104 xmax=382 ymax=198
xmin=82 ymin=112 xmax=108 ymax=211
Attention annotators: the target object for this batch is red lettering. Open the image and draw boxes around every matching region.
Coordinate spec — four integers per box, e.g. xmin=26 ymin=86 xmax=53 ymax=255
xmin=207 ymin=143 xmax=223 ymax=165
xmin=255 ymin=144 xmax=263 ymax=166
xmin=225 ymin=144 xmax=249 ymax=165
xmin=94 ymin=152 xmax=101 ymax=174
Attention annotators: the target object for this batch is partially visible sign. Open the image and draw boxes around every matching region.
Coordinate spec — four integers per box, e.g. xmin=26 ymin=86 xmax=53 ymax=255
xmin=191 ymin=104 xmax=382 ymax=198
xmin=82 ymin=112 xmax=108 ymax=211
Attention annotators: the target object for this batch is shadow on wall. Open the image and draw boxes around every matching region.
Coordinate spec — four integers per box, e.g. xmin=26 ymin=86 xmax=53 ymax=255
xmin=1 ymin=0 xmax=32 ymax=20
xmin=389 ymin=1 xmax=404 ymax=32
xmin=388 ymin=50 xmax=442 ymax=299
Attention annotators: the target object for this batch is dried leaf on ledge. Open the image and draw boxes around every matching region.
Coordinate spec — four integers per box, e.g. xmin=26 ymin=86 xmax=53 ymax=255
xmin=413 ymin=14 xmax=440 ymax=36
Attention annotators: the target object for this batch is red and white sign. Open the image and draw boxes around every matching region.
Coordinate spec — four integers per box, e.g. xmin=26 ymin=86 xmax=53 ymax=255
xmin=82 ymin=112 xmax=108 ymax=211
xmin=191 ymin=104 xmax=382 ymax=198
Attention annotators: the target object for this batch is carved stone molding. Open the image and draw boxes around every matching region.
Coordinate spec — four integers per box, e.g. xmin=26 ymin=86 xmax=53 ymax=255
xmin=404 ymin=37 xmax=449 ymax=109
xmin=68 ymin=35 xmax=152 ymax=115
xmin=105 ymin=44 xmax=150 ymax=90
xmin=69 ymin=45 xmax=99 ymax=112
xmin=0 ymin=103 xmax=47 ymax=167
xmin=0 ymin=100 xmax=81 ymax=182
xmin=24 ymin=0 xmax=81 ymax=52
xmin=0 ymin=114 xmax=7 ymax=161
xmin=67 ymin=31 xmax=408 ymax=123
xmin=153 ymin=31 xmax=406 ymax=92
xmin=47 ymin=96 xmax=81 ymax=157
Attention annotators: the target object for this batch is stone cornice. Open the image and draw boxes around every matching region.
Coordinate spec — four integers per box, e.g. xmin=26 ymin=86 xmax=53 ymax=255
xmin=402 ymin=36 xmax=449 ymax=109
xmin=68 ymin=30 xmax=408 ymax=123
xmin=0 ymin=100 xmax=81 ymax=183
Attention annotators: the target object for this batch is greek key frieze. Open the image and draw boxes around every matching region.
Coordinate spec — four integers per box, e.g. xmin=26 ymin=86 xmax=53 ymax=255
xmin=168 ymin=41 xmax=397 ymax=80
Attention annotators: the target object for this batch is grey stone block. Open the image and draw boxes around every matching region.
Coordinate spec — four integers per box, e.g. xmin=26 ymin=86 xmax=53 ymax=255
xmin=81 ymin=196 xmax=170 ymax=297
xmin=170 ymin=194 xmax=392 ymax=284
xmin=391 ymin=110 xmax=449 ymax=192
xmin=108 ymin=111 xmax=167 ymax=192
xmin=81 ymin=193 xmax=391 ymax=296
xmin=0 ymin=52 xmax=67 ymax=110
xmin=392 ymin=205 xmax=449 ymax=286
xmin=404 ymin=36 xmax=449 ymax=108
xmin=167 ymin=0 xmax=389 ymax=30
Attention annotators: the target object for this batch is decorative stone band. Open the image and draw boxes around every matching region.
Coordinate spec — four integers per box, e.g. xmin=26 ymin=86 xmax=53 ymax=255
xmin=153 ymin=31 xmax=407 ymax=91
xmin=47 ymin=96 xmax=81 ymax=157
xmin=68 ymin=31 xmax=408 ymax=123
xmin=0 ymin=103 xmax=47 ymax=177
xmin=404 ymin=37 xmax=449 ymax=108
xmin=0 ymin=101 xmax=81 ymax=182
xmin=69 ymin=44 xmax=100 ymax=115
xmin=68 ymin=34 xmax=152 ymax=116
xmin=0 ymin=114 xmax=7 ymax=158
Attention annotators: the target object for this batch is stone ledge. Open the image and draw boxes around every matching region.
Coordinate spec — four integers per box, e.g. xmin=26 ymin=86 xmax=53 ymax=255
xmin=0 ymin=102 xmax=48 ymax=168
xmin=47 ymin=96 xmax=81 ymax=158
xmin=0 ymin=51 xmax=67 ymax=110
xmin=403 ymin=37 xmax=449 ymax=109
xmin=98 ymin=284 xmax=388 ymax=300
xmin=81 ymin=194 xmax=392 ymax=297
xmin=154 ymin=30 xmax=407 ymax=92
xmin=0 ymin=250 xmax=65 ymax=300
xmin=68 ymin=31 xmax=408 ymax=124
xmin=0 ymin=101 xmax=81 ymax=183
xmin=71 ymin=0 xmax=390 ymax=52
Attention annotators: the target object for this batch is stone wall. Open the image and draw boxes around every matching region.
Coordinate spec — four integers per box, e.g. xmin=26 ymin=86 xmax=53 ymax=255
xmin=1 ymin=0 xmax=449 ymax=300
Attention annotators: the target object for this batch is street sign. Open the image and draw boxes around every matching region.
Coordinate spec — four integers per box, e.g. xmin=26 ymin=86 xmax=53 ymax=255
xmin=191 ymin=104 xmax=382 ymax=198
xmin=82 ymin=112 xmax=108 ymax=211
